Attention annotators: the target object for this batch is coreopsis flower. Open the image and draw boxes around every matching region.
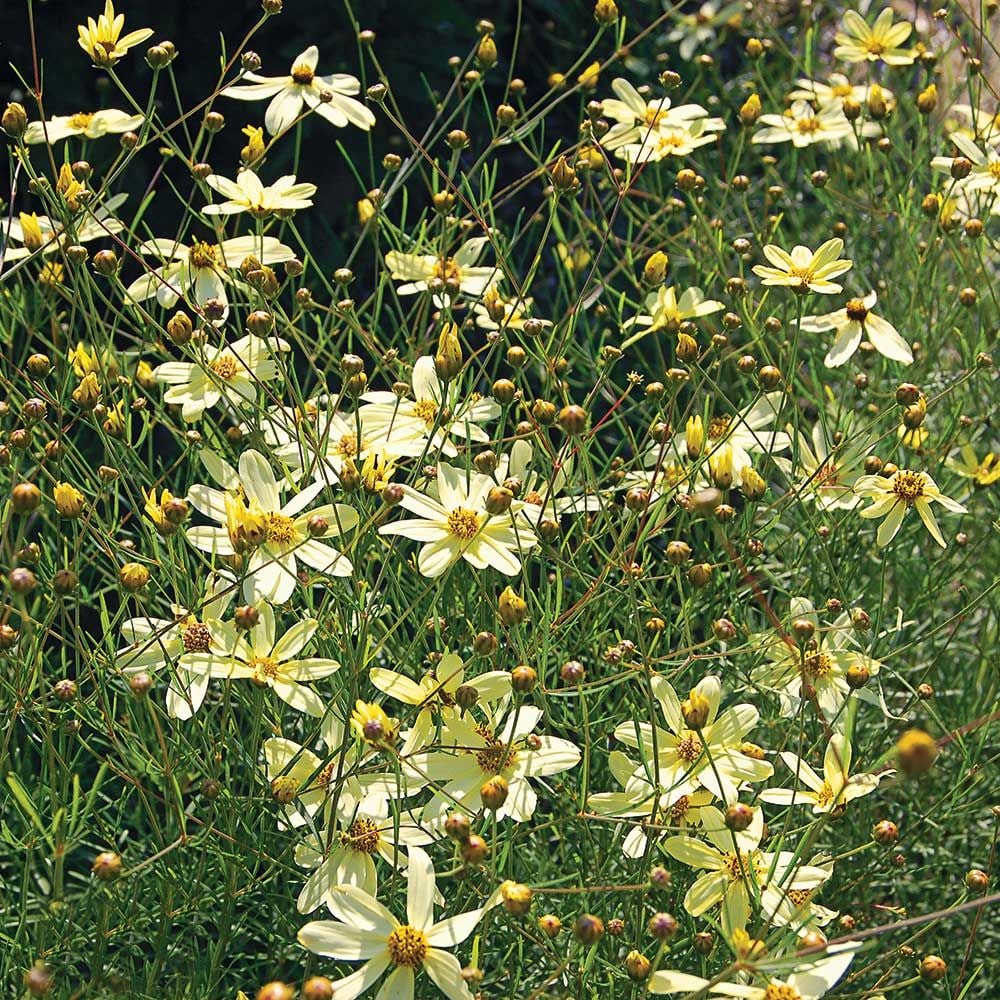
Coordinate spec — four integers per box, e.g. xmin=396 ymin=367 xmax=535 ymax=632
xmin=788 ymin=74 xmax=890 ymax=109
xmin=298 ymin=846 xmax=488 ymax=1000
xmin=499 ymin=439 xmax=602 ymax=519
xmin=294 ymin=812 xmax=434 ymax=912
xmin=77 ymin=1 xmax=153 ymax=67
xmin=23 ymin=109 xmax=143 ymax=145
xmin=181 ymin=601 xmax=339 ymax=716
xmin=753 ymin=238 xmax=852 ymax=295
xmin=616 ymin=120 xmax=721 ymax=163
xmin=761 ymin=734 xmax=886 ymax=814
xmin=760 ymin=855 xmax=839 ymax=939
xmin=473 ymin=291 xmax=551 ymax=332
xmin=152 ymin=334 xmax=287 ymax=422
xmin=125 ymin=235 xmax=295 ymax=324
xmin=1 ymin=195 xmax=127 ymax=263
xmin=114 ymin=573 xmax=233 ymax=720
xmin=751 ymin=598 xmax=884 ymax=719
xmin=665 ymin=2 xmax=743 ymax=60
xmin=613 ymin=676 xmax=772 ymax=804
xmin=589 ymin=750 xmax=714 ymax=858
xmin=370 ymin=652 xmax=511 ymax=755
xmin=359 ymin=356 xmax=501 ymax=458
xmin=799 ymin=290 xmax=912 ymax=366
xmin=412 ymin=703 xmax=580 ymax=823
xmin=752 ymin=100 xmax=854 ymax=149
xmin=663 ymin=806 xmax=830 ymax=936
xmin=221 ymin=46 xmax=375 ymax=135
xmin=650 ymin=945 xmax=857 ymax=998
xmin=946 ymin=444 xmax=1000 ymax=487
xmin=782 ymin=420 xmax=869 ymax=510
xmin=672 ymin=393 xmax=790 ymax=481
xmin=833 ymin=9 xmax=915 ymax=66
xmin=385 ymin=238 xmax=500 ymax=304
xmin=378 ymin=461 xmax=537 ymax=578
xmin=202 ymin=171 xmax=317 ymax=217
xmin=946 ymin=104 xmax=1000 ymax=144
xmin=931 ymin=132 xmax=1000 ymax=198
xmin=855 ymin=469 xmax=967 ymax=547
xmin=185 ymin=448 xmax=357 ymax=603
xmin=621 ymin=285 xmax=724 ymax=349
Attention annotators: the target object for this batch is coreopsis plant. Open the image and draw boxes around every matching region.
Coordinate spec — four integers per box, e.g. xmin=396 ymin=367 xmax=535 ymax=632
xmin=799 ymin=290 xmax=913 ymax=366
xmin=752 ymin=100 xmax=855 ymax=149
xmin=23 ymin=109 xmax=144 ymax=144
xmin=855 ymin=468 xmax=968 ymax=547
xmin=77 ymin=0 xmax=152 ymax=67
xmin=201 ymin=171 xmax=317 ymax=217
xmin=384 ymin=238 xmax=500 ymax=304
xmin=1 ymin=194 xmax=127 ymax=262
xmin=753 ymin=239 xmax=853 ymax=294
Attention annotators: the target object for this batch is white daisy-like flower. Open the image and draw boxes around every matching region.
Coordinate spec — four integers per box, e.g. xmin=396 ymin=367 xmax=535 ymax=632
xmin=760 ymin=855 xmax=839 ymax=939
xmin=613 ymin=675 xmax=772 ymax=805
xmin=115 ymin=573 xmax=233 ymax=720
xmin=761 ymin=734 xmax=888 ymax=814
xmin=617 ymin=121 xmax=723 ymax=163
xmin=202 ymin=170 xmax=316 ymax=217
xmin=855 ymin=469 xmax=967 ymax=548
xmin=385 ymin=237 xmax=500 ymax=304
xmin=621 ymin=285 xmax=724 ymax=349
xmin=298 ymin=846 xmax=489 ymax=1000
xmin=185 ymin=448 xmax=357 ymax=604
xmin=663 ymin=805 xmax=830 ymax=937
xmin=499 ymin=439 xmax=602 ymax=520
xmin=650 ymin=944 xmax=857 ymax=998
xmin=378 ymin=461 xmax=537 ymax=579
xmin=752 ymin=100 xmax=855 ymax=149
xmin=359 ymin=356 xmax=501 ymax=459
xmin=152 ymin=334 xmax=287 ymax=422
xmin=753 ymin=238 xmax=853 ymax=294
xmin=781 ymin=420 xmax=870 ymax=511
xmin=800 ymin=290 xmax=912 ymax=366
xmin=23 ymin=109 xmax=144 ymax=145
xmin=124 ymin=235 xmax=296 ymax=324
xmin=221 ymin=45 xmax=375 ymax=135
xmin=833 ymin=8 xmax=915 ymax=66
xmin=788 ymin=74 xmax=891 ymax=109
xmin=600 ymin=78 xmax=724 ymax=151
xmin=411 ymin=703 xmax=580 ymax=823
xmin=2 ymin=194 xmax=127 ymax=263
xmin=931 ymin=131 xmax=1000 ymax=198
xmin=665 ymin=2 xmax=744 ymax=61
xmin=181 ymin=601 xmax=339 ymax=716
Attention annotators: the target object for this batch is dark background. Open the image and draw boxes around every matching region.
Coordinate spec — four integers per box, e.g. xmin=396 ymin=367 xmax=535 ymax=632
xmin=0 ymin=0 xmax=651 ymax=263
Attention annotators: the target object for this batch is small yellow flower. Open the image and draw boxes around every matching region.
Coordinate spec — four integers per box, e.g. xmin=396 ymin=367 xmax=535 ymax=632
xmin=18 ymin=213 xmax=45 ymax=252
xmin=56 ymin=163 xmax=88 ymax=212
xmin=947 ymin=444 xmax=1000 ymax=487
xmin=54 ymin=482 xmax=86 ymax=518
xmin=77 ymin=1 xmax=153 ymax=67
xmin=753 ymin=239 xmax=853 ymax=295
xmin=855 ymin=468 xmax=967 ymax=547
xmin=240 ymin=125 xmax=266 ymax=167
xmin=834 ymin=8 xmax=915 ymax=65
xmin=72 ymin=372 xmax=102 ymax=410
xmin=577 ymin=61 xmax=601 ymax=89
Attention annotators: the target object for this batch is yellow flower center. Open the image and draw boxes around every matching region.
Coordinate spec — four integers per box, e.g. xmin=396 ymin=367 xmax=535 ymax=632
xmin=181 ymin=621 xmax=212 ymax=653
xmin=796 ymin=116 xmax=821 ymax=134
xmin=787 ymin=265 xmax=817 ymax=287
xmin=865 ymin=40 xmax=886 ymax=56
xmin=386 ymin=925 xmax=429 ymax=968
xmin=785 ymin=887 xmax=814 ymax=908
xmin=210 ymin=356 xmax=240 ymax=381
xmin=335 ymin=434 xmax=358 ymax=457
xmin=40 ymin=262 xmax=65 ymax=286
xmin=412 ymin=399 xmax=439 ymax=425
xmin=291 ymin=63 xmax=315 ymax=85
xmin=339 ymin=818 xmax=382 ymax=855
xmin=891 ymin=471 xmax=927 ymax=505
xmin=814 ymin=781 xmax=834 ymax=807
xmin=845 ymin=298 xmax=869 ymax=321
xmin=832 ymin=83 xmax=853 ymax=98
xmin=657 ymin=132 xmax=688 ymax=149
xmin=987 ymin=161 xmax=1000 ymax=179
xmin=189 ymin=241 xmax=220 ymax=269
xmin=432 ymin=257 xmax=462 ymax=283
xmin=815 ymin=462 xmax=840 ymax=487
xmin=764 ymin=985 xmax=802 ymax=1000
xmin=523 ymin=490 xmax=544 ymax=506
xmin=68 ymin=112 xmax=96 ymax=131
xmin=249 ymin=656 xmax=280 ymax=684
xmin=475 ymin=727 xmax=516 ymax=774
xmin=674 ymin=732 xmax=703 ymax=763
xmin=724 ymin=850 xmax=765 ymax=883
xmin=707 ymin=416 xmax=731 ymax=440
xmin=669 ymin=795 xmax=690 ymax=821
xmin=447 ymin=507 xmax=481 ymax=540
xmin=804 ymin=652 xmax=834 ymax=678
xmin=265 ymin=512 xmax=297 ymax=545
xmin=644 ymin=107 xmax=668 ymax=126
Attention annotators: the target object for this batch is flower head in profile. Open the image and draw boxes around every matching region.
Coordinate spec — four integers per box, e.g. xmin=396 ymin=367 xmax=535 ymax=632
xmin=752 ymin=100 xmax=854 ymax=149
xmin=782 ymin=419 xmax=870 ymax=511
xmin=855 ymin=469 xmax=967 ymax=547
xmin=185 ymin=449 xmax=357 ymax=603
xmin=115 ymin=573 xmax=233 ymax=719
xmin=221 ymin=45 xmax=375 ymax=135
xmin=789 ymin=74 xmax=891 ymax=109
xmin=24 ymin=109 xmax=144 ymax=145
xmin=753 ymin=239 xmax=852 ymax=294
xmin=298 ymin=846 xmax=488 ymax=1000
xmin=834 ymin=9 xmax=915 ymax=65
xmin=125 ymin=235 xmax=295 ymax=324
xmin=181 ymin=602 xmax=339 ymax=716
xmin=946 ymin=443 xmax=1000 ymax=487
xmin=621 ymin=285 xmax=724 ymax=349
xmin=359 ymin=356 xmax=500 ymax=458
xmin=202 ymin=170 xmax=316 ymax=217
xmin=663 ymin=805 xmax=830 ymax=936
xmin=473 ymin=290 xmax=551 ymax=333
xmin=153 ymin=334 xmax=287 ymax=422
xmin=2 ymin=195 xmax=127 ymax=263
xmin=931 ymin=132 xmax=1000 ymax=198
xmin=799 ymin=290 xmax=912 ymax=366
xmin=761 ymin=734 xmax=887 ymax=814
xmin=385 ymin=238 xmax=500 ymax=305
xmin=613 ymin=676 xmax=772 ymax=804
xmin=378 ymin=461 xmax=537 ymax=578
xmin=77 ymin=1 xmax=153 ymax=67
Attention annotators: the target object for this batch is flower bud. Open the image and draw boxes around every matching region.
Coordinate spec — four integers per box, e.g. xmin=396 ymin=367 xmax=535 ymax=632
xmin=119 ymin=562 xmax=150 ymax=591
xmin=480 ymin=775 xmax=509 ymax=810
xmin=896 ymin=728 xmax=938 ymax=777
xmin=511 ymin=664 xmax=536 ymax=692
xmin=444 ymin=813 xmax=471 ymax=841
xmin=916 ymin=83 xmax=938 ymax=115
xmin=498 ymin=586 xmax=528 ymax=625
xmin=681 ymin=689 xmax=710 ymax=727
xmin=460 ymin=834 xmax=489 ymax=863
xmin=550 ymin=156 xmax=578 ymax=193
xmin=560 ymin=659 xmax=585 ymax=684
xmin=476 ymin=35 xmax=497 ymax=69
xmin=12 ymin=483 xmax=42 ymax=514
xmin=92 ymin=851 xmax=122 ymax=881
xmin=24 ymin=963 xmax=54 ymax=996
xmin=574 ymin=914 xmax=604 ymax=945
xmin=739 ymin=93 xmax=761 ymax=125
xmin=434 ymin=322 xmax=463 ymax=380
xmin=666 ymin=540 xmax=692 ymax=565
xmin=740 ymin=467 xmax=766 ymax=500
xmin=725 ymin=803 xmax=754 ymax=831
xmin=472 ymin=630 xmax=498 ymax=656
xmin=500 ymin=880 xmax=533 ymax=914
xmin=2 ymin=101 xmax=28 ymax=138
xmin=643 ymin=251 xmax=669 ymax=284
xmin=92 ymin=249 xmax=119 ymax=276
xmin=301 ymin=977 xmax=334 ymax=1000
xmin=53 ymin=482 xmax=85 ymax=518
xmin=919 ymin=956 xmax=947 ymax=982
xmin=538 ymin=914 xmax=561 ymax=937
xmin=872 ymin=819 xmax=899 ymax=845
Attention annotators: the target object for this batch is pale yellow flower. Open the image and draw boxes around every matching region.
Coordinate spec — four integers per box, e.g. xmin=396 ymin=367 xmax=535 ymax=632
xmin=833 ymin=9 xmax=915 ymax=65
xmin=77 ymin=1 xmax=153 ymax=67
xmin=855 ymin=469 xmax=967 ymax=547
xmin=753 ymin=238 xmax=852 ymax=294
